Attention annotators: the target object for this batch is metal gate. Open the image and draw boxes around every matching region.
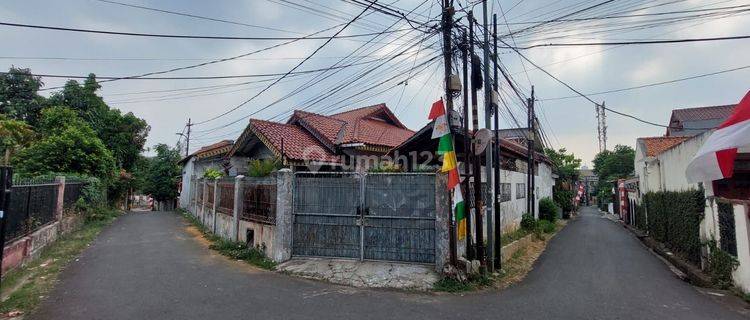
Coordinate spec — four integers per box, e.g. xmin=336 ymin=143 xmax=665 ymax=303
xmin=292 ymin=172 xmax=436 ymax=264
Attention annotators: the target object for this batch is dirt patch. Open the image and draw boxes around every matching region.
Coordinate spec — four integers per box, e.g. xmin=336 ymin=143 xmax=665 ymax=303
xmin=184 ymin=224 xmax=213 ymax=248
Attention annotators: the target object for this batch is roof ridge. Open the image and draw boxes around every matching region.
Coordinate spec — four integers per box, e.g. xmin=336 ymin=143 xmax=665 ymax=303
xmin=672 ymin=104 xmax=735 ymax=111
xmin=330 ymin=103 xmax=385 ymax=117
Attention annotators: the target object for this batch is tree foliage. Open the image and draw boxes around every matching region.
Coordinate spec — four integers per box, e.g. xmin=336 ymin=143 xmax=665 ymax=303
xmin=544 ymin=147 xmax=581 ymax=182
xmin=142 ymin=144 xmax=181 ymax=201
xmin=0 ymin=67 xmax=45 ymax=126
xmin=592 ymin=144 xmax=635 ymax=181
xmin=13 ymin=107 xmax=115 ymax=178
xmin=0 ymin=114 xmax=35 ymax=164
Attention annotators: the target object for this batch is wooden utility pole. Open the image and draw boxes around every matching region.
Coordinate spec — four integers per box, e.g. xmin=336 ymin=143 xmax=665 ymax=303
xmin=492 ymin=13 xmax=502 ymax=271
xmin=460 ymin=28 xmax=474 ymax=260
xmin=481 ymin=0 xmax=494 ymax=273
xmin=468 ymin=11 xmax=485 ymax=266
xmin=441 ymin=0 xmax=457 ymax=266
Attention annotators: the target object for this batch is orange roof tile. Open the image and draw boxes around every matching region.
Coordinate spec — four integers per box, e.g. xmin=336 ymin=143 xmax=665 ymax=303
xmin=639 ymin=136 xmax=690 ymax=157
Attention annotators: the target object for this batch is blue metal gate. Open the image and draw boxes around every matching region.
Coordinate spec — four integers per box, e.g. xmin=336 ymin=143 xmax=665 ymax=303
xmin=292 ymin=172 xmax=436 ymax=264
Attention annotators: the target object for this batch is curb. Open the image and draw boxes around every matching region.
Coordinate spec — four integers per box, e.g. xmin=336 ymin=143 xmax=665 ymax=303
xmin=601 ymin=211 xmax=713 ymax=288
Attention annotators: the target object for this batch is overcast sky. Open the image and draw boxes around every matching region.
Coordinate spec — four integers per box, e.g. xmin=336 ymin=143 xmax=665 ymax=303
xmin=2 ymin=0 xmax=749 ymax=166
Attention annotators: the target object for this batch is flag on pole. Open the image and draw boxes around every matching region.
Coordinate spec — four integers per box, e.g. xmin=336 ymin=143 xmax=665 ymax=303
xmin=686 ymin=91 xmax=750 ymax=183
xmin=429 ymin=98 xmax=465 ymax=239
xmin=454 ymin=184 xmax=466 ymax=240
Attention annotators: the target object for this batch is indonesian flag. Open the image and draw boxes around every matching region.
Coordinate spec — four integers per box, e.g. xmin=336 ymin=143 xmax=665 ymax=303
xmin=686 ymin=91 xmax=750 ymax=183
xmin=429 ymin=99 xmax=466 ymax=240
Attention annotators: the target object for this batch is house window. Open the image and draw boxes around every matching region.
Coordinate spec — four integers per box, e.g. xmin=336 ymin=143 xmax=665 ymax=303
xmin=516 ymin=183 xmax=526 ymax=199
xmin=500 ymin=183 xmax=512 ymax=202
xmin=718 ymin=202 xmax=737 ymax=257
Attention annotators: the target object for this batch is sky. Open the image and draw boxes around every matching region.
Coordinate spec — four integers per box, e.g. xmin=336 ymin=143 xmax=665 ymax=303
xmin=1 ymin=0 xmax=749 ymax=166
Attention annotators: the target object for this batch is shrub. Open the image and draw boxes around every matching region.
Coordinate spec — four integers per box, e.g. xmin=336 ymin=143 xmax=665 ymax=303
xmin=706 ymin=241 xmax=739 ymax=289
xmin=203 ymin=168 xmax=223 ymax=180
xmin=368 ymin=162 xmax=401 ymax=173
xmin=538 ymin=197 xmax=559 ymax=222
xmin=538 ymin=220 xmax=556 ymax=234
xmin=520 ymin=214 xmax=537 ymax=231
xmin=553 ymin=188 xmax=574 ymax=213
xmin=247 ymin=158 xmax=280 ymax=177
xmin=643 ymin=189 xmax=704 ymax=264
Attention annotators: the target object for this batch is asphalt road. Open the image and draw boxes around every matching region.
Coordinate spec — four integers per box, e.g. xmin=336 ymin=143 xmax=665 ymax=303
xmin=30 ymin=207 xmax=748 ymax=320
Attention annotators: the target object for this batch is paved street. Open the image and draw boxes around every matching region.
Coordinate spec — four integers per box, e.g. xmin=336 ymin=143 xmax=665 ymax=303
xmin=30 ymin=207 xmax=748 ymax=320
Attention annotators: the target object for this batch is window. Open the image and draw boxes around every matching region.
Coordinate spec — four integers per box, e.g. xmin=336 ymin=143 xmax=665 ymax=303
xmin=516 ymin=183 xmax=526 ymax=199
xmin=500 ymin=183 xmax=512 ymax=202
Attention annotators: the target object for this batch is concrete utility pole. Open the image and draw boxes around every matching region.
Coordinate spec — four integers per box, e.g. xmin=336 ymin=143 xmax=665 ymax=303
xmin=481 ymin=0 xmax=494 ymax=273
xmin=527 ymin=87 xmax=536 ymax=218
xmin=441 ymin=0 xmax=457 ymax=267
xmin=492 ymin=13 xmax=502 ymax=271
xmin=460 ymin=28 xmax=474 ymax=261
xmin=186 ymin=118 xmax=192 ymax=157
xmin=468 ymin=10 xmax=485 ymax=269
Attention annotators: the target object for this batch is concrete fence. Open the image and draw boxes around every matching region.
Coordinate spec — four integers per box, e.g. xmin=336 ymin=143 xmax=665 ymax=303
xmin=188 ymin=169 xmax=293 ymax=263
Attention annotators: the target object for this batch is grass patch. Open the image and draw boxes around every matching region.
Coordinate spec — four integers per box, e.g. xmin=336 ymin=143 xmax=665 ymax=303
xmin=179 ymin=210 xmax=276 ymax=271
xmin=0 ymin=208 xmax=120 ymax=316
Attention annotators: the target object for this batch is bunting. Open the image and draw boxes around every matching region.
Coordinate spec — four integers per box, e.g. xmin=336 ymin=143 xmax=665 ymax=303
xmin=429 ymin=99 xmax=466 ymax=240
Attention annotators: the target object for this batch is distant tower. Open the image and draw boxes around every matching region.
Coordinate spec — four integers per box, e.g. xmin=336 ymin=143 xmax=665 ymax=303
xmin=596 ymin=102 xmax=607 ymax=152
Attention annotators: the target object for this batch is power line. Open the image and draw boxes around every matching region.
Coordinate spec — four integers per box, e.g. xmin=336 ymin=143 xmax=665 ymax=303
xmin=0 ymin=21 xmax=412 ymax=41
xmin=192 ymin=0 xmax=379 ymax=126
xmin=542 ymin=64 xmax=750 ymax=100
xmin=3 ymin=58 xmax=386 ymax=80
xmin=510 ymin=34 xmax=750 ymax=49
xmin=94 ymin=0 xmax=302 ymax=34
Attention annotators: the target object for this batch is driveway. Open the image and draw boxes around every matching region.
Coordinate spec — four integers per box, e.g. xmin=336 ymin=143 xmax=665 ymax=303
xmin=30 ymin=208 xmax=748 ymax=320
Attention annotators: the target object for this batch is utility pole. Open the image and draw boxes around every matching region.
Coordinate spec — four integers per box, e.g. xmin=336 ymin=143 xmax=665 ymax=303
xmin=492 ymin=13 xmax=502 ymax=271
xmin=468 ymin=11 xmax=485 ymax=267
xmin=460 ymin=28 xmax=474 ymax=260
xmin=596 ymin=102 xmax=607 ymax=152
xmin=186 ymin=118 xmax=192 ymax=157
xmin=527 ymin=87 xmax=536 ymax=218
xmin=441 ymin=0 xmax=457 ymax=267
xmin=481 ymin=0 xmax=494 ymax=273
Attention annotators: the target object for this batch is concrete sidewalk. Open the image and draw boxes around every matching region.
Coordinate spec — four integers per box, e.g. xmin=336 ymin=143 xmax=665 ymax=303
xmin=277 ymin=258 xmax=438 ymax=290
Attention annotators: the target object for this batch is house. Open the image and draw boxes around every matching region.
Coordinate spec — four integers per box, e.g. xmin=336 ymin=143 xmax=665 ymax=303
xmin=177 ymin=140 xmax=234 ymax=209
xmin=635 ymin=103 xmax=750 ymax=294
xmin=666 ymin=104 xmax=735 ymax=137
xmin=227 ymin=104 xmax=414 ymax=172
xmin=391 ymin=122 xmax=556 ymax=235
xmin=579 ymin=166 xmax=598 ymax=205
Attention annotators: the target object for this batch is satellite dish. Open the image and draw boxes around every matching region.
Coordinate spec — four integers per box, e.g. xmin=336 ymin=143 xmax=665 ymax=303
xmin=474 ymin=128 xmax=492 ymax=155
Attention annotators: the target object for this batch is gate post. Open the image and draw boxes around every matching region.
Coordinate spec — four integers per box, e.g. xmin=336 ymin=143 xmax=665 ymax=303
xmin=274 ymin=169 xmax=293 ymax=263
xmin=212 ymin=179 xmax=220 ymax=234
xmin=233 ymin=175 xmax=245 ymax=242
xmin=435 ymin=173 xmax=451 ymax=272
xmin=54 ymin=176 xmax=65 ymax=221
xmin=201 ymin=178 xmax=207 ymax=224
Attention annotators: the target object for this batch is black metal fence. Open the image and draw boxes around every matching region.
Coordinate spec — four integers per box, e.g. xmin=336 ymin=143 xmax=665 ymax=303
xmin=6 ymin=183 xmax=58 ymax=242
xmin=242 ymin=182 xmax=276 ymax=224
xmin=4 ymin=180 xmax=88 ymax=242
xmin=63 ymin=182 xmax=85 ymax=210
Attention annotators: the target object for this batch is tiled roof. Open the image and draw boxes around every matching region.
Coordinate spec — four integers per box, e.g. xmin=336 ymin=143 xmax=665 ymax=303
xmin=178 ymin=140 xmax=233 ymax=164
xmin=195 ymin=140 xmax=233 ymax=155
xmin=249 ymin=119 xmax=340 ymax=163
xmin=290 ymin=104 xmax=414 ymax=148
xmin=671 ymin=105 xmax=735 ymax=122
xmin=638 ymin=136 xmax=690 ymax=157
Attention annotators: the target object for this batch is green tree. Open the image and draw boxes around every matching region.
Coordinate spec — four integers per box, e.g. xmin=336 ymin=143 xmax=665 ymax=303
xmin=0 ymin=115 xmax=35 ymax=164
xmin=13 ymin=107 xmax=115 ymax=178
xmin=544 ymin=147 xmax=581 ymax=182
xmin=0 ymin=67 xmax=45 ymax=125
xmin=592 ymin=144 xmax=635 ymax=181
xmin=48 ymin=75 xmax=150 ymax=171
xmin=142 ymin=144 xmax=181 ymax=201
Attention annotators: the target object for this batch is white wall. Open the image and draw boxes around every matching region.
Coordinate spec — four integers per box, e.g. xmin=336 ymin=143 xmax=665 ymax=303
xmin=659 ymin=133 xmax=709 ymax=191
xmin=732 ymin=204 xmax=750 ymax=293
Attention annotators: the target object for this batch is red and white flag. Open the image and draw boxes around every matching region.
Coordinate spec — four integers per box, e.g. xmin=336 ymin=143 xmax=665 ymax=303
xmin=686 ymin=91 xmax=750 ymax=183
